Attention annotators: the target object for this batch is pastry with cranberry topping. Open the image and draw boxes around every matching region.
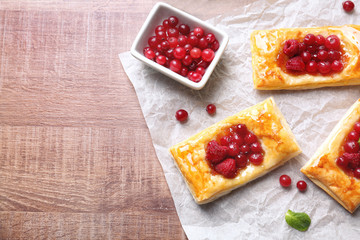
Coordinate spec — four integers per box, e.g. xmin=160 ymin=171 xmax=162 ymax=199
xmin=250 ymin=25 xmax=360 ymax=90
xmin=301 ymin=98 xmax=360 ymax=213
xmin=169 ymin=98 xmax=301 ymax=204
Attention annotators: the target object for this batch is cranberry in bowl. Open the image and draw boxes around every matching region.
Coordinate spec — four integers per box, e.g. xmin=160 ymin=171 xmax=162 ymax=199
xmin=130 ymin=2 xmax=229 ymax=90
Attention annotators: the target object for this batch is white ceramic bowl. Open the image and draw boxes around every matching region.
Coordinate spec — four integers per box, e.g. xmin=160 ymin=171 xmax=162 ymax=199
xmin=130 ymin=2 xmax=229 ymax=90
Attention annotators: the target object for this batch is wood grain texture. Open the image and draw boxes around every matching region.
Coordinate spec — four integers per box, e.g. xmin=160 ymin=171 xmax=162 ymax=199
xmin=0 ymin=0 xmax=243 ymax=239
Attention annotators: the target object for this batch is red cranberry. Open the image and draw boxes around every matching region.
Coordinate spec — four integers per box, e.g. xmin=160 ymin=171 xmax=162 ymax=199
xmin=249 ymin=153 xmax=263 ymax=165
xmin=168 ymin=37 xmax=178 ymax=48
xmin=304 ymin=34 xmax=316 ymax=45
xmin=155 ymin=25 xmax=165 ymax=34
xmin=173 ymin=47 xmax=186 ymax=59
xmin=250 ymin=142 xmax=262 ymax=153
xmin=343 ymin=1 xmax=355 ymax=12
xmin=144 ymin=49 xmax=155 ymax=60
xmin=179 ymin=67 xmax=189 ymax=77
xmin=202 ymin=49 xmax=215 ymax=62
xmin=206 ymin=104 xmax=216 ymax=115
xmin=331 ymin=60 xmax=343 ymax=72
xmin=156 ymin=55 xmax=166 ymax=65
xmin=196 ymin=66 xmax=206 ymax=76
xmin=235 ymin=154 xmax=248 ymax=168
xmin=198 ymin=37 xmax=208 ymax=49
xmin=210 ymin=40 xmax=220 ymax=51
xmin=167 ymin=28 xmax=179 ymax=38
xmin=165 ymin=48 xmax=174 ymax=58
xmin=307 ymin=45 xmax=317 ymax=53
xmin=162 ymin=19 xmax=170 ymax=29
xmin=156 ymin=31 xmax=167 ymax=42
xmin=354 ymin=168 xmax=360 ymax=178
xmin=236 ymin=124 xmax=248 ymax=135
xmin=344 ymin=141 xmax=360 ymax=153
xmin=175 ymin=109 xmax=188 ymax=122
xmin=178 ymin=35 xmax=188 ymax=47
xmin=228 ymin=143 xmax=240 ymax=157
xmin=315 ymin=35 xmax=325 ymax=46
xmin=240 ymin=144 xmax=250 ymax=154
xmin=297 ymin=180 xmax=307 ymax=192
xmin=182 ymin=55 xmax=193 ymax=66
xmin=205 ymin=33 xmax=216 ymax=43
xmin=286 ymin=56 xmax=305 ymax=72
xmin=197 ymin=60 xmax=210 ymax=69
xmin=306 ymin=61 xmax=318 ymax=73
xmin=178 ymin=24 xmax=190 ymax=35
xmin=328 ymin=50 xmax=341 ymax=61
xmin=244 ymin=132 xmax=257 ymax=144
xmin=188 ymin=72 xmax=202 ymax=82
xmin=301 ymin=51 xmax=312 ymax=63
xmin=161 ymin=40 xmax=170 ymax=51
xmin=279 ymin=175 xmax=291 ymax=187
xmin=190 ymin=48 xmax=202 ymax=59
xmin=168 ymin=16 xmax=178 ymax=27
xmin=148 ymin=36 xmax=159 ymax=48
xmin=169 ymin=59 xmax=182 ymax=73
xmin=193 ymin=27 xmax=204 ymax=38
xmin=220 ymin=135 xmax=232 ymax=146
xmin=325 ymin=35 xmax=341 ymax=50
xmin=283 ymin=39 xmax=299 ymax=57
xmin=232 ymin=133 xmax=244 ymax=146
xmin=184 ymin=44 xmax=193 ymax=54
xmin=318 ymin=61 xmax=331 ymax=74
xmin=318 ymin=50 xmax=329 ymax=61
xmin=354 ymin=122 xmax=360 ymax=133
xmin=336 ymin=156 xmax=349 ymax=167
xmin=348 ymin=131 xmax=360 ymax=141
xmin=188 ymin=35 xmax=199 ymax=46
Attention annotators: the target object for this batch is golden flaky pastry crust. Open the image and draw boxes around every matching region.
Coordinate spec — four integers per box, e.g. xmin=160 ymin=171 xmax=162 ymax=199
xmin=169 ymin=97 xmax=301 ymax=204
xmin=250 ymin=25 xmax=360 ymax=90
xmin=301 ymin=98 xmax=360 ymax=213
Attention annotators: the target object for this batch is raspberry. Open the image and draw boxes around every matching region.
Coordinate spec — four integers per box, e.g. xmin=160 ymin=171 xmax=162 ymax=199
xmin=286 ymin=56 xmax=305 ymax=72
xmin=283 ymin=39 xmax=299 ymax=57
xmin=343 ymin=153 xmax=360 ymax=169
xmin=206 ymin=140 xmax=229 ymax=164
xmin=235 ymin=153 xmax=248 ymax=168
xmin=214 ymin=158 xmax=237 ymax=178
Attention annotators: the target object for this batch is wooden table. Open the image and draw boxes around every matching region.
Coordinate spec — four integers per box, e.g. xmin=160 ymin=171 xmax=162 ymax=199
xmin=0 ymin=1 xmax=242 ymax=239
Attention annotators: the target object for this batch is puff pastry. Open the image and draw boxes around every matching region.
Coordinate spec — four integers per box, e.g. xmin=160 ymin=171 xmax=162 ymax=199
xmin=301 ymin=98 xmax=360 ymax=213
xmin=250 ymin=25 xmax=360 ymax=90
xmin=169 ymin=97 xmax=301 ymax=204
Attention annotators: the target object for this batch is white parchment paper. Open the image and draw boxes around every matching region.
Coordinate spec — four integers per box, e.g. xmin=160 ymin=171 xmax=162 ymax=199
xmin=119 ymin=0 xmax=360 ymax=239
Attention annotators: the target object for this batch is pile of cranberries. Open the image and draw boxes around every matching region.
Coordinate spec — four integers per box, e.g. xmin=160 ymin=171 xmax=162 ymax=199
xmin=335 ymin=120 xmax=360 ymax=179
xmin=143 ymin=16 xmax=219 ymax=83
xmin=280 ymin=34 xmax=345 ymax=75
xmin=205 ymin=124 xmax=264 ymax=178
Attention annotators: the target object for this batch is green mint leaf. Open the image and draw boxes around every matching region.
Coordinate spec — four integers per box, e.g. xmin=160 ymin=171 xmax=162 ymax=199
xmin=358 ymin=137 xmax=360 ymax=146
xmin=285 ymin=210 xmax=311 ymax=232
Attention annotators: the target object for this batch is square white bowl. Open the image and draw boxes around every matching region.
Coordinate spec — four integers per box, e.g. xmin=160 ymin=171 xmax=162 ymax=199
xmin=130 ymin=2 xmax=229 ymax=90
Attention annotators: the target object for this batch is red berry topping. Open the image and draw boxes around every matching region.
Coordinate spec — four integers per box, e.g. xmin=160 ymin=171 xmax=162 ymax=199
xmin=318 ymin=61 xmax=331 ymax=74
xmin=235 ymin=153 xmax=248 ymax=168
xmin=228 ymin=143 xmax=240 ymax=157
xmin=317 ymin=50 xmax=328 ymax=61
xmin=240 ymin=144 xmax=250 ymax=154
xmin=343 ymin=1 xmax=355 ymax=12
xmin=206 ymin=104 xmax=216 ymax=115
xmin=286 ymin=56 xmax=305 ymax=72
xmin=279 ymin=174 xmax=291 ymax=187
xmin=354 ymin=168 xmax=360 ymax=178
xmin=236 ymin=124 xmax=248 ymax=135
xmin=304 ymin=34 xmax=316 ymax=45
xmin=297 ymin=180 xmax=307 ymax=192
xmin=354 ymin=122 xmax=360 ymax=133
xmin=220 ymin=135 xmax=232 ymax=146
xmin=331 ymin=60 xmax=343 ymax=72
xmin=250 ymin=142 xmax=262 ymax=153
xmin=175 ymin=109 xmax=188 ymax=122
xmin=248 ymin=153 xmax=264 ymax=165
xmin=215 ymin=158 xmax=237 ymax=178
xmin=306 ymin=61 xmax=318 ymax=73
xmin=201 ymin=49 xmax=215 ymax=62
xmin=315 ymin=35 xmax=326 ymax=46
xmin=344 ymin=141 xmax=360 ymax=153
xmin=336 ymin=156 xmax=349 ymax=167
xmin=344 ymin=153 xmax=360 ymax=169
xmin=301 ymin=51 xmax=312 ymax=63
xmin=206 ymin=140 xmax=229 ymax=164
xmin=244 ymin=132 xmax=257 ymax=144
xmin=325 ymin=35 xmax=341 ymax=50
xmin=283 ymin=39 xmax=299 ymax=57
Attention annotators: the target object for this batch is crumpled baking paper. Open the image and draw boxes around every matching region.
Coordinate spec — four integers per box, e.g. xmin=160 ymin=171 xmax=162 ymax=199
xmin=119 ymin=0 xmax=360 ymax=239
